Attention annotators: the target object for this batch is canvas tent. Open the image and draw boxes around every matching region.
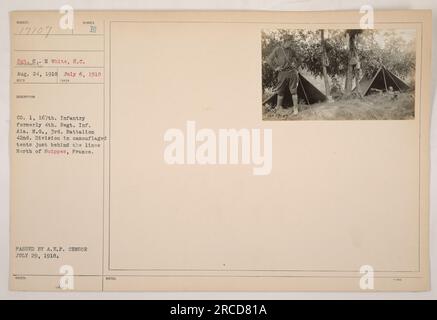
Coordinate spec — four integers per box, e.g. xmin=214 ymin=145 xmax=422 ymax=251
xmin=359 ymin=65 xmax=410 ymax=96
xmin=263 ymin=73 xmax=327 ymax=107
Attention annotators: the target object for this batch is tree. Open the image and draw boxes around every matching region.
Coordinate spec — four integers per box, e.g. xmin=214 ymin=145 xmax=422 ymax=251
xmin=320 ymin=30 xmax=331 ymax=100
xmin=344 ymin=29 xmax=363 ymax=96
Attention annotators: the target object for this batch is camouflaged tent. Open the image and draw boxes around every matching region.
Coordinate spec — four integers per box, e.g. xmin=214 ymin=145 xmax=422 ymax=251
xmin=359 ymin=65 xmax=410 ymax=96
xmin=263 ymin=73 xmax=327 ymax=107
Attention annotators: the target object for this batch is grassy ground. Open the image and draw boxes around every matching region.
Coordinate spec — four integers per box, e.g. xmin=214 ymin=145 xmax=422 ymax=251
xmin=262 ymin=92 xmax=415 ymax=121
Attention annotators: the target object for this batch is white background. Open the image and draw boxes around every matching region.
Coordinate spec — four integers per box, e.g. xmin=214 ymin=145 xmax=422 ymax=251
xmin=0 ymin=0 xmax=435 ymax=300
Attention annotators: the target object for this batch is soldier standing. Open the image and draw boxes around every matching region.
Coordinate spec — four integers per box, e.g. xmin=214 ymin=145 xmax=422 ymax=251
xmin=266 ymin=35 xmax=301 ymax=115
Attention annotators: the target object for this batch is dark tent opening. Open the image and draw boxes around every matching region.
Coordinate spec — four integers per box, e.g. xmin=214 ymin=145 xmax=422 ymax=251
xmin=263 ymin=73 xmax=327 ymax=107
xmin=359 ymin=66 xmax=410 ymax=96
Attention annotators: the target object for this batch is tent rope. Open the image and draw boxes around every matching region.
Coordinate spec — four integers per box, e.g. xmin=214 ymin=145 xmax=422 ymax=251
xmin=382 ymin=66 xmax=388 ymax=91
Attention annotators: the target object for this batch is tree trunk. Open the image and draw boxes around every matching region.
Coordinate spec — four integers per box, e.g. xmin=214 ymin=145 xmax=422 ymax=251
xmin=320 ymin=30 xmax=332 ymax=101
xmin=345 ymin=65 xmax=353 ymax=95
xmin=344 ymin=32 xmax=355 ymax=95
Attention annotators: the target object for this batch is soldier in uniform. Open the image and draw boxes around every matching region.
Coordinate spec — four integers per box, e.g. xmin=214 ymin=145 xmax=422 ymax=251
xmin=266 ymin=35 xmax=301 ymax=115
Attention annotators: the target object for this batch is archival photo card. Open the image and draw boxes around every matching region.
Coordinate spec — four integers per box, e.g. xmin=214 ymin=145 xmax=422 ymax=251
xmin=9 ymin=10 xmax=431 ymax=292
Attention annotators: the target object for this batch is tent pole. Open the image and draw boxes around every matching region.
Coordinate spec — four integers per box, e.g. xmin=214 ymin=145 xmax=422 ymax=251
xmin=382 ymin=67 xmax=388 ymax=91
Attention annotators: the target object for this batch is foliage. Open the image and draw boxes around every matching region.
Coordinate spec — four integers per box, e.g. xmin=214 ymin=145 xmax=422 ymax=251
xmin=262 ymin=29 xmax=416 ymax=90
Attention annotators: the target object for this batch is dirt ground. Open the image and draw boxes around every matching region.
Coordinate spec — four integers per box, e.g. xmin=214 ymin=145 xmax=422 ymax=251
xmin=262 ymin=92 xmax=415 ymax=121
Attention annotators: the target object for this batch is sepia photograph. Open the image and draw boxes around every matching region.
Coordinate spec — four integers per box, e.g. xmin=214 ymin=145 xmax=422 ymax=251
xmin=262 ymin=29 xmax=416 ymax=120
